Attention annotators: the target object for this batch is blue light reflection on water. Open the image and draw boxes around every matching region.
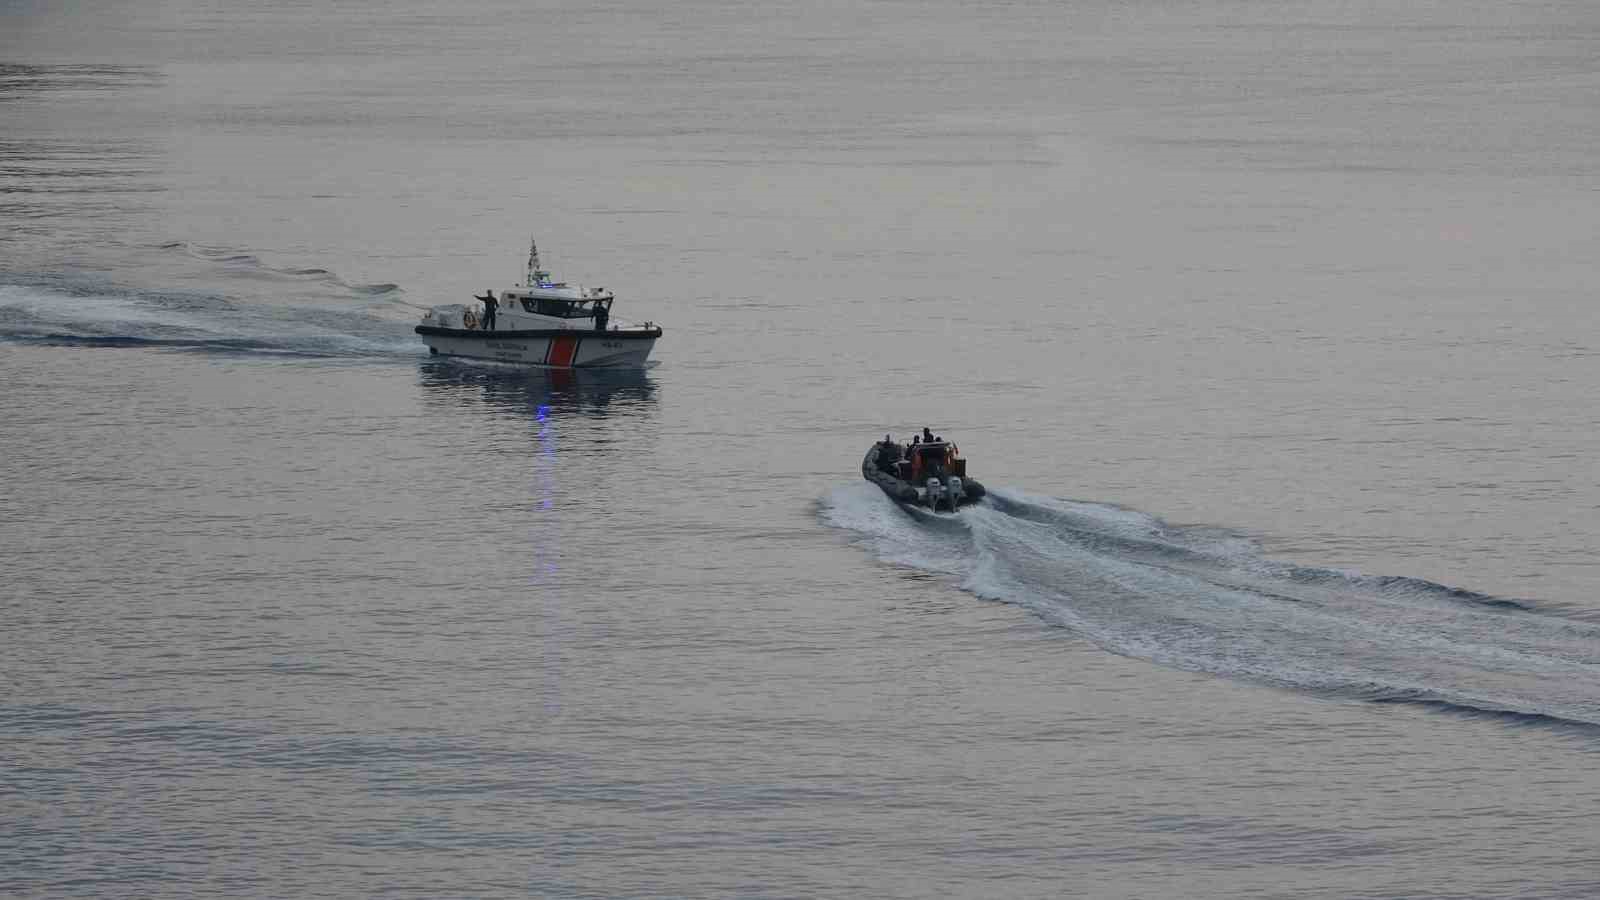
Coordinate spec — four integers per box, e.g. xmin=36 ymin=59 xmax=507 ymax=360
xmin=412 ymin=361 xmax=659 ymax=724
xmin=531 ymin=398 xmax=560 ymax=716
xmin=535 ymin=403 xmax=554 ymax=511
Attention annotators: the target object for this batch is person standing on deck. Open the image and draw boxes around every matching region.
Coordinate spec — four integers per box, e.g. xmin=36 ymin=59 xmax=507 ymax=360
xmin=475 ymin=290 xmax=498 ymax=331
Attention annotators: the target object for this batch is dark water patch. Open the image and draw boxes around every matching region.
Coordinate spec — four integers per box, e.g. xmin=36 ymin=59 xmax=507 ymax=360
xmin=0 ymin=331 xmax=397 ymax=359
xmin=0 ymin=63 xmax=163 ymax=98
xmin=1285 ymin=568 xmax=1566 ymax=618
xmin=0 ymin=136 xmax=161 ymax=230
xmin=155 ymin=242 xmax=406 ymax=298
xmin=0 ymin=138 xmax=152 ymax=162
xmin=0 ymin=165 xmax=158 ymax=180
xmin=0 ymin=201 xmax=146 ymax=223
xmin=417 ymin=358 xmax=658 ymax=418
xmin=2 ymin=703 xmax=128 ymax=731
xmin=1365 ymin=689 xmax=1600 ymax=736
xmin=0 ymin=183 xmax=163 ymax=195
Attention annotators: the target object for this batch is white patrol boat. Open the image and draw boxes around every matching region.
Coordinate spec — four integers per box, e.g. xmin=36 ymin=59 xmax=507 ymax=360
xmin=416 ymin=239 xmax=662 ymax=367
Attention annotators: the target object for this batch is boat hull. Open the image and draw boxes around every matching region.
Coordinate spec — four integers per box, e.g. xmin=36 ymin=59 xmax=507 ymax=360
xmin=415 ymin=326 xmax=659 ymax=368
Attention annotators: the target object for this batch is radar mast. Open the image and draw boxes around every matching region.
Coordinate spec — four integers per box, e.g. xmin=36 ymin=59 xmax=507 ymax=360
xmin=526 ymin=237 xmax=550 ymax=287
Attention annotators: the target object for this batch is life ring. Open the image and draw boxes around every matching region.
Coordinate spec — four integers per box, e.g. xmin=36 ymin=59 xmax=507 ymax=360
xmin=462 ymin=309 xmax=479 ymax=330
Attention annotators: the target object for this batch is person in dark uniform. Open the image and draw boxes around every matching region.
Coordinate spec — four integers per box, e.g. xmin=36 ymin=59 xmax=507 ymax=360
xmin=593 ymin=299 xmax=610 ymax=331
xmin=880 ymin=435 xmax=898 ymax=474
xmin=475 ymin=290 xmax=498 ymax=331
xmin=922 ymin=426 xmax=935 ymax=443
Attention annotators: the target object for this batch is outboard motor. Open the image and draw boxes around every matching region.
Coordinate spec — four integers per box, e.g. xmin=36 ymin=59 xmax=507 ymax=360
xmin=946 ymin=476 xmax=964 ymax=508
xmin=925 ymin=477 xmax=946 ymax=511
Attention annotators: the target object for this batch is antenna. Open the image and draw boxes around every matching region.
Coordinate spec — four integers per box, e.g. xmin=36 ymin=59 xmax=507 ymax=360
xmin=525 ymin=237 xmax=544 ymax=287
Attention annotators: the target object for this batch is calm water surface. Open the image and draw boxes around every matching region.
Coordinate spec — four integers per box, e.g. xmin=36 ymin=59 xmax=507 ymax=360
xmin=4 ymin=1 xmax=1600 ymax=897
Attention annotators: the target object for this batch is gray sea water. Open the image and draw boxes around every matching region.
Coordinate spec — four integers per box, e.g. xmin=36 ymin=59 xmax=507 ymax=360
xmin=4 ymin=1 xmax=1600 ymax=897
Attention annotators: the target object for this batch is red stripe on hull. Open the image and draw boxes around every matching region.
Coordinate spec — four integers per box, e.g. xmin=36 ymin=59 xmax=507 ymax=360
xmin=547 ymin=335 xmax=580 ymax=368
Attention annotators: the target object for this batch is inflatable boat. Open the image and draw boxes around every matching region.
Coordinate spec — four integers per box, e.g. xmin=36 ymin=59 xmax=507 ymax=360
xmin=862 ymin=434 xmax=986 ymax=512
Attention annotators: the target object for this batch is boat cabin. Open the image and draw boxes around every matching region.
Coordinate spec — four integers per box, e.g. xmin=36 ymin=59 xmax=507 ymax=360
xmin=877 ymin=439 xmax=967 ymax=481
xmin=501 ymin=290 xmax=614 ymax=320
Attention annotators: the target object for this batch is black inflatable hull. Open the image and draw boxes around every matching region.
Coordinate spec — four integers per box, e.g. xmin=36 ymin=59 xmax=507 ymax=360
xmin=861 ymin=446 xmax=985 ymax=511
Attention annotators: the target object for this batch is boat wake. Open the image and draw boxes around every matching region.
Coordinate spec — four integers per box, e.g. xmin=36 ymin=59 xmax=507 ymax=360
xmin=0 ymin=281 xmax=421 ymax=360
xmin=821 ymin=483 xmax=1600 ymax=729
xmin=155 ymin=241 xmax=402 ymax=296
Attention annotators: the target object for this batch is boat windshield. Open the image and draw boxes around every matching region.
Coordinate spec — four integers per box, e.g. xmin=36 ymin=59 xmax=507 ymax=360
xmin=519 ymin=297 xmax=596 ymax=318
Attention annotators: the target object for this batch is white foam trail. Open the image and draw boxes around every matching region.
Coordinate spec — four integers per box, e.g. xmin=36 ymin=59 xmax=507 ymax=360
xmin=821 ymin=483 xmax=1600 ymax=727
xmin=820 ymin=482 xmax=972 ymax=576
xmin=0 ymin=284 xmax=215 ymax=333
xmin=0 ymin=282 xmax=423 ymax=358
